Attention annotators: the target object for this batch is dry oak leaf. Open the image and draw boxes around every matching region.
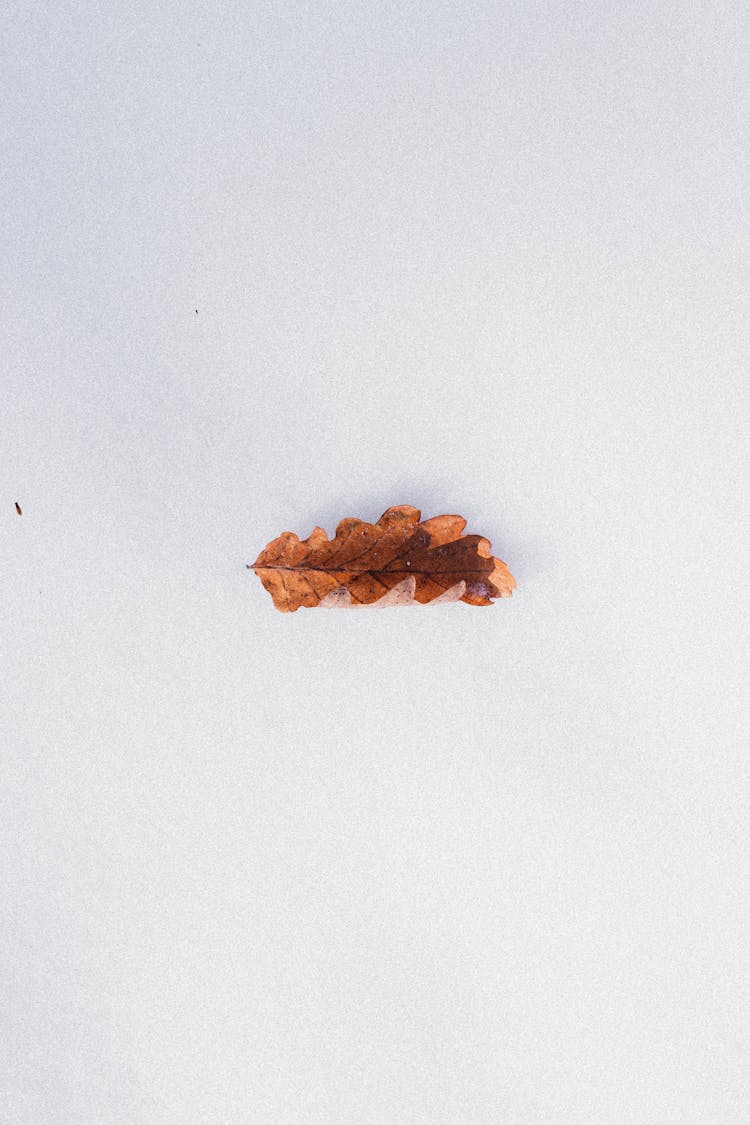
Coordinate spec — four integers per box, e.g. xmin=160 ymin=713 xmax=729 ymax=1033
xmin=250 ymin=504 xmax=516 ymax=611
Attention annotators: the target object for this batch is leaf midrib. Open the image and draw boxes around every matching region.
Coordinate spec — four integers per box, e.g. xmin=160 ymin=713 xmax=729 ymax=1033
xmin=254 ymin=564 xmax=485 ymax=575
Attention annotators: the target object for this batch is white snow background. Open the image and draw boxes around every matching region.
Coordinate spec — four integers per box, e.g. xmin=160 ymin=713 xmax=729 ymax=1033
xmin=3 ymin=3 xmax=749 ymax=1122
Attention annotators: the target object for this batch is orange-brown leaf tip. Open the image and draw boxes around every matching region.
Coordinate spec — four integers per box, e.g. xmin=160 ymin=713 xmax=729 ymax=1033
xmin=305 ymin=526 xmax=328 ymax=549
xmin=335 ymin=517 xmax=363 ymax=536
xmin=420 ymin=514 xmax=467 ymax=546
xmin=379 ymin=504 xmax=420 ymax=526
xmin=490 ymin=558 xmax=517 ymax=597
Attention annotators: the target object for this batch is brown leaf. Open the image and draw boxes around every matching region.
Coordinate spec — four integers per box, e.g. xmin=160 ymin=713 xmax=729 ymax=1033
xmin=250 ymin=504 xmax=516 ymax=612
